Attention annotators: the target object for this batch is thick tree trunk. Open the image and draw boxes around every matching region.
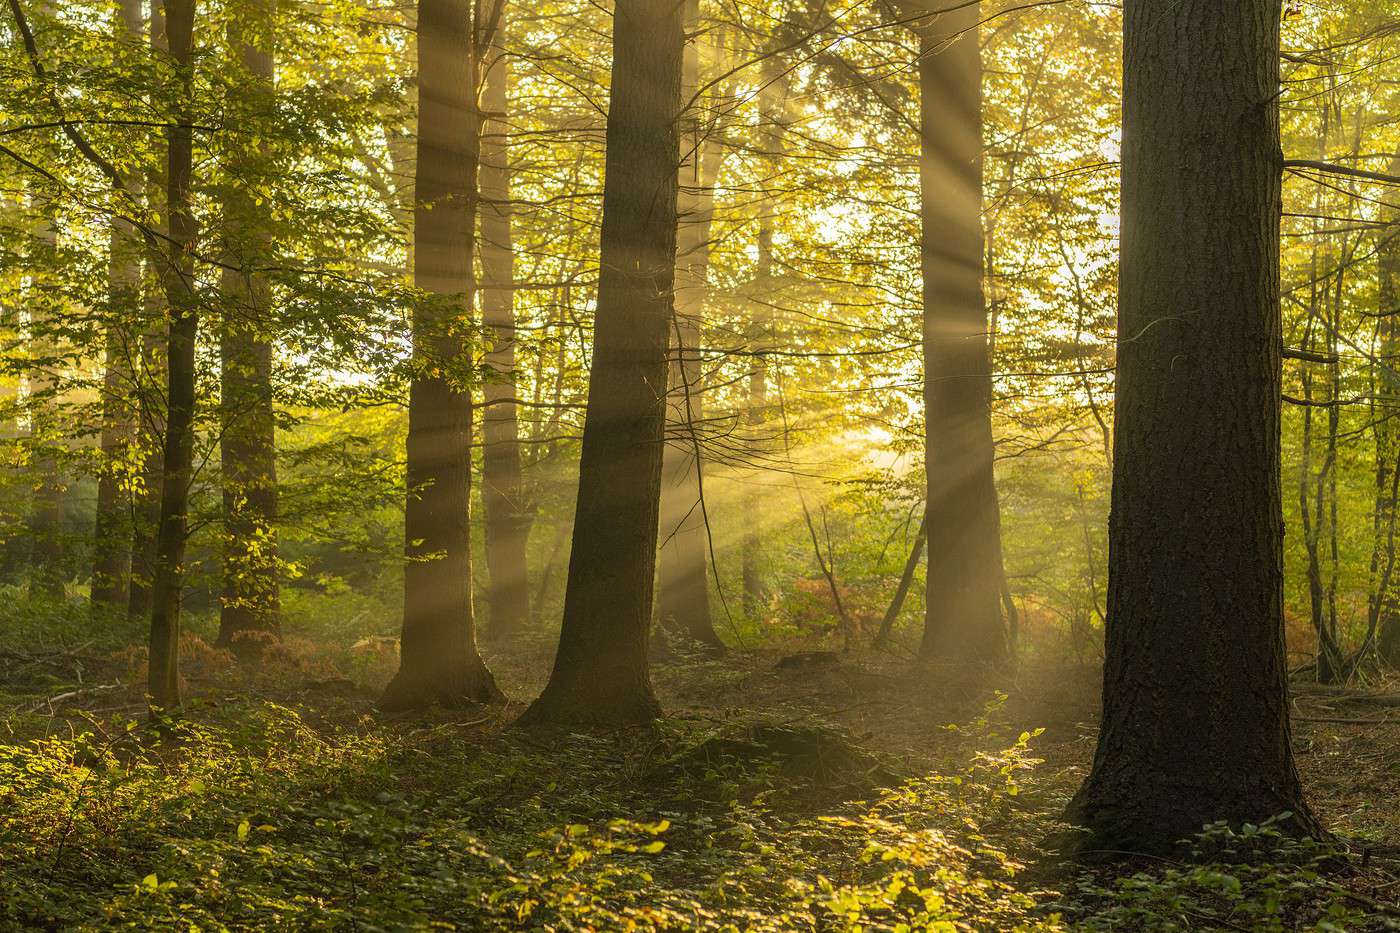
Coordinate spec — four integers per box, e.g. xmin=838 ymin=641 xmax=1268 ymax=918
xmin=1068 ymin=0 xmax=1321 ymax=853
xmin=381 ymin=0 xmax=503 ymax=710
xmin=656 ymin=8 xmax=723 ymax=653
xmin=216 ymin=6 xmax=280 ymax=659
xmin=518 ymin=0 xmax=682 ymax=727
xmin=917 ymin=4 xmax=1007 ymax=664
xmin=479 ymin=37 xmax=532 ymax=641
xmin=90 ymin=0 xmax=144 ymax=617
xmin=147 ymin=0 xmax=196 ymax=710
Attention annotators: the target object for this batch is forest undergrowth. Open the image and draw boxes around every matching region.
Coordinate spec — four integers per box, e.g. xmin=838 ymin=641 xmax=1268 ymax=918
xmin=3 ymin=604 xmax=1400 ymax=930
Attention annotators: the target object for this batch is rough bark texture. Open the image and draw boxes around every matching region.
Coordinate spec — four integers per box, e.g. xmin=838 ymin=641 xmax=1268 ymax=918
xmin=1068 ymin=0 xmax=1321 ymax=853
xmin=917 ymin=4 xmax=1007 ymax=664
xmin=381 ymin=0 xmax=503 ymax=710
xmin=147 ymin=0 xmax=196 ymax=710
xmin=216 ymin=6 xmax=281 ymax=659
xmin=656 ymin=4 xmax=723 ymax=653
xmin=518 ymin=0 xmax=682 ymax=727
xmin=479 ymin=38 xmax=532 ymax=641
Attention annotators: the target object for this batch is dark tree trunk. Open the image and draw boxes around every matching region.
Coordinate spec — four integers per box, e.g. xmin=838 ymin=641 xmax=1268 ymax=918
xmin=876 ymin=508 xmax=926 ymax=647
xmin=1376 ymin=148 xmax=1400 ymax=666
xmin=90 ymin=0 xmax=144 ymax=617
xmin=381 ymin=0 xmax=503 ymax=710
xmin=917 ymin=3 xmax=1007 ymax=664
xmin=518 ymin=0 xmax=682 ymax=728
xmin=147 ymin=0 xmax=196 ymax=710
xmin=1068 ymin=0 xmax=1321 ymax=853
xmin=479 ymin=35 xmax=532 ymax=642
xmin=656 ymin=7 xmax=722 ymax=653
xmin=216 ymin=4 xmax=280 ymax=659
xmin=128 ymin=0 xmax=167 ymax=628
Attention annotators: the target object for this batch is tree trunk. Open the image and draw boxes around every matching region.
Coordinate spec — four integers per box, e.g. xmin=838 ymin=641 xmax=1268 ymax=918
xmin=92 ymin=218 xmax=139 ymax=616
xmin=27 ymin=209 xmax=65 ymax=600
xmin=1376 ymin=147 xmax=1400 ymax=666
xmin=128 ymin=0 xmax=167 ymax=628
xmin=381 ymin=0 xmax=503 ymax=710
xmin=518 ymin=0 xmax=682 ymax=728
xmin=876 ymin=508 xmax=926 ymax=647
xmin=147 ymin=0 xmax=196 ymax=710
xmin=917 ymin=3 xmax=1007 ymax=664
xmin=1068 ymin=0 xmax=1321 ymax=853
xmin=90 ymin=0 xmax=144 ymax=617
xmin=656 ymin=2 xmax=723 ymax=653
xmin=479 ymin=35 xmax=532 ymax=641
xmin=741 ymin=67 xmax=785 ymax=617
xmin=216 ymin=3 xmax=280 ymax=659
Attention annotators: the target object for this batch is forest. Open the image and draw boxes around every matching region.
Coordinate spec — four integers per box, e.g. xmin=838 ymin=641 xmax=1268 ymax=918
xmin=4 ymin=0 xmax=1400 ymax=927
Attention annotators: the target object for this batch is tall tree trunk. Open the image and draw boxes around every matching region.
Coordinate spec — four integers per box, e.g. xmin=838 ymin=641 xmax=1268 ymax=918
xmin=147 ymin=0 xmax=197 ymax=710
xmin=741 ymin=67 xmax=785 ymax=616
xmin=92 ymin=218 xmax=139 ymax=615
xmin=381 ymin=0 xmax=503 ymax=709
xmin=518 ymin=0 xmax=683 ymax=728
xmin=917 ymin=3 xmax=1007 ymax=664
xmin=128 ymin=0 xmax=167 ymax=627
xmin=1068 ymin=0 xmax=1320 ymax=852
xmin=216 ymin=3 xmax=280 ymax=659
xmin=479 ymin=34 xmax=532 ymax=641
xmin=1377 ymin=146 xmax=1400 ymax=665
xmin=90 ymin=0 xmax=144 ymax=617
xmin=656 ymin=2 xmax=723 ymax=653
xmin=27 ymin=208 xmax=65 ymax=600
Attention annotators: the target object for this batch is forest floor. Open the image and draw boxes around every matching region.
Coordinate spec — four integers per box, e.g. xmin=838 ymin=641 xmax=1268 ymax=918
xmin=4 ymin=626 xmax=1400 ymax=930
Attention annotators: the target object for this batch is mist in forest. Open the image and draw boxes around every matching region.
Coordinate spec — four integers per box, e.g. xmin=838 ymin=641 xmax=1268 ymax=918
xmin=2 ymin=0 xmax=1399 ymax=928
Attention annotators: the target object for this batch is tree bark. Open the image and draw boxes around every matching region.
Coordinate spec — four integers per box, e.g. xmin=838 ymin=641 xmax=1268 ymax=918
xmin=128 ymin=0 xmax=167 ymax=628
xmin=381 ymin=0 xmax=503 ymax=710
xmin=917 ymin=3 xmax=1007 ymax=664
xmin=27 ymin=209 xmax=65 ymax=600
xmin=215 ymin=2 xmax=281 ymax=659
xmin=147 ymin=0 xmax=197 ymax=710
xmin=518 ymin=0 xmax=682 ymax=728
xmin=741 ymin=66 xmax=786 ymax=617
xmin=1376 ymin=147 xmax=1400 ymax=666
xmin=1068 ymin=0 xmax=1321 ymax=853
xmin=656 ymin=1 xmax=723 ymax=653
xmin=479 ymin=34 xmax=532 ymax=642
xmin=90 ymin=0 xmax=144 ymax=617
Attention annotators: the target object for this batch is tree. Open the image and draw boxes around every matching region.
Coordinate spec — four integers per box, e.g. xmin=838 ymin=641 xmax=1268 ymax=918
xmin=216 ymin=0 xmax=281 ymax=658
xmin=656 ymin=0 xmax=724 ymax=655
xmin=1375 ymin=145 xmax=1400 ymax=666
xmin=917 ymin=1 xmax=1007 ymax=664
xmin=380 ymin=0 xmax=504 ymax=709
xmin=518 ymin=0 xmax=683 ymax=727
xmin=1068 ymin=0 xmax=1321 ymax=852
xmin=147 ymin=0 xmax=197 ymax=710
xmin=128 ymin=0 xmax=166 ymax=627
xmin=479 ymin=28 xmax=531 ymax=641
